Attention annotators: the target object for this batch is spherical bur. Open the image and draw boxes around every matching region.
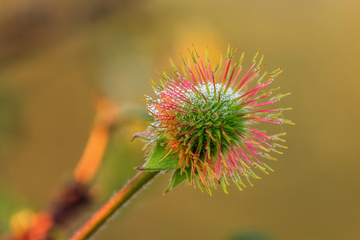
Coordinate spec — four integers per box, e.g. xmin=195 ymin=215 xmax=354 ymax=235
xmin=142 ymin=45 xmax=293 ymax=194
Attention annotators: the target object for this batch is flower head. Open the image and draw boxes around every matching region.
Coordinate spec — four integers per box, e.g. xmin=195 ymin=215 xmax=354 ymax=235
xmin=140 ymin=45 xmax=293 ymax=194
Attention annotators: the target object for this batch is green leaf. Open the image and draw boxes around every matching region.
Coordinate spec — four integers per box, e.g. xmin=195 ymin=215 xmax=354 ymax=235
xmin=165 ymin=167 xmax=192 ymax=193
xmin=138 ymin=137 xmax=179 ymax=171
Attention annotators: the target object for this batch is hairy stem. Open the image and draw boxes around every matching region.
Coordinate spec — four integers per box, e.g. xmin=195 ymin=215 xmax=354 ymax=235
xmin=70 ymin=170 xmax=160 ymax=240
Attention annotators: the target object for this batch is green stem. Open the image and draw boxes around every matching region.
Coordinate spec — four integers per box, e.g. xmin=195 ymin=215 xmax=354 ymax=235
xmin=70 ymin=170 xmax=160 ymax=240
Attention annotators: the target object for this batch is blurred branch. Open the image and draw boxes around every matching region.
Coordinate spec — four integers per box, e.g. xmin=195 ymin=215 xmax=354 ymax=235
xmin=5 ymin=94 xmax=119 ymax=240
xmin=75 ymin=95 xmax=118 ymax=184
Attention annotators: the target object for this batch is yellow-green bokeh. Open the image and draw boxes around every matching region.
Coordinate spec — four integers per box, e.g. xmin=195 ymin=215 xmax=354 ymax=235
xmin=1 ymin=0 xmax=359 ymax=239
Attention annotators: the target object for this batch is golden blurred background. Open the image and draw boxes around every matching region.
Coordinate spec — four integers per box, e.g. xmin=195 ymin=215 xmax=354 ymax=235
xmin=1 ymin=0 xmax=360 ymax=239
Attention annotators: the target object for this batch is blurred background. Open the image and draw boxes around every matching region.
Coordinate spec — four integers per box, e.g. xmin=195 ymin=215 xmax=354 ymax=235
xmin=1 ymin=0 xmax=360 ymax=239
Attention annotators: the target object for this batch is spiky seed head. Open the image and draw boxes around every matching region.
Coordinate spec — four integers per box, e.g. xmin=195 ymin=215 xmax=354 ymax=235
xmin=141 ymin=45 xmax=293 ymax=194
